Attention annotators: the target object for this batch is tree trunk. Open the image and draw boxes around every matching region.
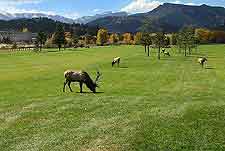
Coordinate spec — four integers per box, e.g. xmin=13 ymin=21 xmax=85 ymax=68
xmin=39 ymin=45 xmax=42 ymax=52
xmin=185 ymin=45 xmax=187 ymax=57
xmin=145 ymin=45 xmax=146 ymax=53
xmin=179 ymin=47 xmax=181 ymax=53
xmin=147 ymin=45 xmax=150 ymax=56
xmin=158 ymin=47 xmax=161 ymax=60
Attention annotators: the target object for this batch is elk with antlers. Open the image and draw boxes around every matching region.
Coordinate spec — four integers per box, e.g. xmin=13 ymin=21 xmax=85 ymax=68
xmin=63 ymin=70 xmax=101 ymax=93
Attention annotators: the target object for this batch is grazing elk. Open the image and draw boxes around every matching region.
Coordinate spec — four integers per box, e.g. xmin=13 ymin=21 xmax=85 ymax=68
xmin=112 ymin=57 xmax=121 ymax=67
xmin=161 ymin=49 xmax=170 ymax=56
xmin=63 ymin=70 xmax=101 ymax=93
xmin=198 ymin=57 xmax=207 ymax=68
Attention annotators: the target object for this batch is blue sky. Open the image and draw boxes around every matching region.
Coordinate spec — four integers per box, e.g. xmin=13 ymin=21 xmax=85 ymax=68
xmin=0 ymin=0 xmax=225 ymax=19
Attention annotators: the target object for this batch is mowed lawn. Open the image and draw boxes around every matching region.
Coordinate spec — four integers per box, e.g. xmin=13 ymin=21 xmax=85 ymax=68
xmin=0 ymin=45 xmax=225 ymax=151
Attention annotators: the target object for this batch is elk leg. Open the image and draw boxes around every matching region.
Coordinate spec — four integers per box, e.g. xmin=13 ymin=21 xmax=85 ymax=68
xmin=68 ymin=82 xmax=73 ymax=92
xmin=63 ymin=80 xmax=68 ymax=92
xmin=79 ymin=82 xmax=83 ymax=93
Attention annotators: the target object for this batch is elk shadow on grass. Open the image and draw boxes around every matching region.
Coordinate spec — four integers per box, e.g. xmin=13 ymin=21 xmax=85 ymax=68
xmin=76 ymin=91 xmax=104 ymax=94
xmin=119 ymin=66 xmax=128 ymax=69
xmin=205 ymin=67 xmax=215 ymax=70
xmin=160 ymin=57 xmax=177 ymax=61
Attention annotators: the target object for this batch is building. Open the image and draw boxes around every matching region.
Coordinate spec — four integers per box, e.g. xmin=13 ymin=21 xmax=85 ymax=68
xmin=0 ymin=31 xmax=37 ymax=43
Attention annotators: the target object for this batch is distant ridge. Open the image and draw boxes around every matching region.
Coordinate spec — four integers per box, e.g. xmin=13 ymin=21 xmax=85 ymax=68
xmin=87 ymin=3 xmax=225 ymax=33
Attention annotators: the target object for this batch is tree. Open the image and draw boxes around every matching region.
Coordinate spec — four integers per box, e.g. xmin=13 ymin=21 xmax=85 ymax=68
xmin=123 ymin=33 xmax=133 ymax=45
xmin=153 ymin=32 xmax=166 ymax=60
xmin=2 ymin=37 xmax=12 ymax=44
xmin=164 ymin=36 xmax=170 ymax=47
xmin=22 ymin=28 xmax=29 ymax=32
xmin=36 ymin=31 xmax=47 ymax=51
xmin=84 ymin=34 xmax=92 ymax=46
xmin=178 ymin=27 xmax=196 ymax=56
xmin=64 ymin=32 xmax=73 ymax=48
xmin=141 ymin=33 xmax=148 ymax=53
xmin=72 ymin=35 xmax=79 ymax=47
xmin=141 ymin=33 xmax=152 ymax=56
xmin=210 ymin=31 xmax=225 ymax=43
xmin=171 ymin=33 xmax=178 ymax=45
xmin=109 ymin=33 xmax=119 ymax=44
xmin=134 ymin=32 xmax=143 ymax=45
xmin=195 ymin=28 xmax=211 ymax=44
xmin=96 ymin=29 xmax=108 ymax=46
xmin=53 ymin=24 xmax=66 ymax=51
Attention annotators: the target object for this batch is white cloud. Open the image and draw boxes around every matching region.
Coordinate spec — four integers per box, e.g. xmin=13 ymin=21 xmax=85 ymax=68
xmin=0 ymin=0 xmax=80 ymax=19
xmin=0 ymin=0 xmax=42 ymax=5
xmin=93 ymin=9 xmax=101 ymax=13
xmin=63 ymin=12 xmax=80 ymax=19
xmin=121 ymin=0 xmax=162 ymax=13
xmin=0 ymin=0 xmax=42 ymax=13
xmin=121 ymin=0 xmax=201 ymax=13
xmin=171 ymin=1 xmax=198 ymax=5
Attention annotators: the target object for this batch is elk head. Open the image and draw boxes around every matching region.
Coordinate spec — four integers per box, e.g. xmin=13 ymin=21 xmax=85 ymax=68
xmin=88 ymin=71 xmax=102 ymax=93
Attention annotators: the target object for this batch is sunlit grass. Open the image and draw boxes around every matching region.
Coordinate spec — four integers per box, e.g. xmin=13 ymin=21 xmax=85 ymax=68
xmin=0 ymin=45 xmax=225 ymax=150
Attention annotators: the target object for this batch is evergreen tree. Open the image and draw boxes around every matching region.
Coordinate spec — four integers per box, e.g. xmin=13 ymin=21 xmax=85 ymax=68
xmin=53 ymin=24 xmax=66 ymax=51
xmin=153 ymin=32 xmax=166 ymax=60
xmin=36 ymin=31 xmax=47 ymax=51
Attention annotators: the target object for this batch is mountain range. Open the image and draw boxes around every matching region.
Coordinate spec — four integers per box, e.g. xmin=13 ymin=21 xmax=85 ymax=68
xmin=88 ymin=3 xmax=225 ymax=33
xmin=0 ymin=11 xmax=128 ymax=24
xmin=0 ymin=3 xmax=225 ymax=33
xmin=75 ymin=11 xmax=128 ymax=24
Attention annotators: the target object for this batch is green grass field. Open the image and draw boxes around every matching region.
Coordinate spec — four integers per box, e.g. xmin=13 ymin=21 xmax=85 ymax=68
xmin=0 ymin=45 xmax=225 ymax=151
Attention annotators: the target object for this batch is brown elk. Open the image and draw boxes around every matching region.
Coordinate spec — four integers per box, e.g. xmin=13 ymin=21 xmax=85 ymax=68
xmin=63 ymin=70 xmax=101 ymax=93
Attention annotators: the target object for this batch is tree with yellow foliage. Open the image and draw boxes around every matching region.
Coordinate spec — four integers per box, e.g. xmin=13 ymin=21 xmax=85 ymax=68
xmin=22 ymin=28 xmax=29 ymax=32
xmin=134 ymin=32 xmax=143 ymax=45
xmin=195 ymin=28 xmax=211 ymax=44
xmin=109 ymin=33 xmax=119 ymax=44
xmin=96 ymin=29 xmax=108 ymax=46
xmin=123 ymin=33 xmax=133 ymax=45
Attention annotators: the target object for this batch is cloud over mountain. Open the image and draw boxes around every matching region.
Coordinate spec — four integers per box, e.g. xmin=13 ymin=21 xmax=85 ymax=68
xmin=121 ymin=0 xmax=162 ymax=13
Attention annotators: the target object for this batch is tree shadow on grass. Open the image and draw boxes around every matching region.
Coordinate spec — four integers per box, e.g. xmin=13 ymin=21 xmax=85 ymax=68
xmin=45 ymin=50 xmax=58 ymax=53
xmin=160 ymin=57 xmax=177 ymax=61
xmin=46 ymin=48 xmax=86 ymax=53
